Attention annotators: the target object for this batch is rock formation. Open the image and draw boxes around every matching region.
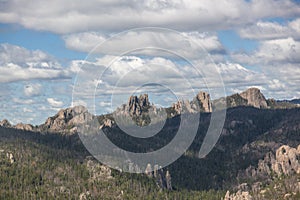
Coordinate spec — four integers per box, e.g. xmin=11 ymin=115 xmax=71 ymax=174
xmin=194 ymin=91 xmax=212 ymax=112
xmin=85 ymin=157 xmax=113 ymax=182
xmin=243 ymin=144 xmax=300 ymax=178
xmin=126 ymin=94 xmax=150 ymax=116
xmin=232 ymin=144 xmax=300 ymax=200
xmin=239 ymin=88 xmax=268 ymax=108
xmin=40 ymin=105 xmax=93 ymax=134
xmin=171 ymin=91 xmax=212 ymax=115
xmin=224 ymin=190 xmax=253 ymax=200
xmin=6 ymin=152 xmax=15 ymax=164
xmin=273 ymin=145 xmax=300 ymax=175
xmin=214 ymin=88 xmax=268 ymax=109
xmin=99 ymin=118 xmax=114 ymax=129
xmin=0 ymin=119 xmax=11 ymax=128
xmin=144 ymin=163 xmax=172 ymax=190
xmin=0 ymin=150 xmax=15 ymax=164
xmin=114 ymin=94 xmax=166 ymax=126
xmin=14 ymin=123 xmax=33 ymax=131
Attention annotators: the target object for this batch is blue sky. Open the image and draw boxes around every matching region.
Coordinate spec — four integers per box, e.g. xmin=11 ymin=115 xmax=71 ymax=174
xmin=0 ymin=0 xmax=300 ymax=125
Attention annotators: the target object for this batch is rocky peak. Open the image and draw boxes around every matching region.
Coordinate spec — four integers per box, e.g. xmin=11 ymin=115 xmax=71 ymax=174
xmin=241 ymin=144 xmax=300 ymax=181
xmin=171 ymin=91 xmax=212 ymax=115
xmin=239 ymin=88 xmax=267 ymax=108
xmin=194 ymin=91 xmax=212 ymax=112
xmin=0 ymin=119 xmax=11 ymax=128
xmin=0 ymin=119 xmax=35 ymax=132
xmin=274 ymin=145 xmax=300 ymax=175
xmin=14 ymin=123 xmax=33 ymax=131
xmin=171 ymin=99 xmax=194 ymax=115
xmin=41 ymin=105 xmax=92 ymax=134
xmin=127 ymin=94 xmax=150 ymax=116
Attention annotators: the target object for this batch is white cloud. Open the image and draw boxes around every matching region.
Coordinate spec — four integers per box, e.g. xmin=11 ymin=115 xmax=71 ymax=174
xmin=232 ymin=37 xmax=300 ymax=65
xmin=72 ymin=54 xmax=273 ymax=106
xmin=268 ymin=79 xmax=286 ymax=91
xmin=12 ymin=98 xmax=34 ymax=105
xmin=47 ymin=98 xmax=63 ymax=107
xmin=0 ymin=0 xmax=299 ymax=34
xmin=99 ymin=101 xmax=111 ymax=107
xmin=64 ymin=30 xmax=225 ymax=59
xmin=23 ymin=107 xmax=33 ymax=113
xmin=0 ymin=44 xmax=70 ymax=82
xmin=24 ymin=83 xmax=42 ymax=97
xmin=230 ymin=36 xmax=300 ymax=99
xmin=0 ymin=43 xmax=61 ymax=68
xmin=0 ymin=63 xmax=70 ymax=83
xmin=239 ymin=18 xmax=300 ymax=40
xmin=63 ymin=32 xmax=107 ymax=53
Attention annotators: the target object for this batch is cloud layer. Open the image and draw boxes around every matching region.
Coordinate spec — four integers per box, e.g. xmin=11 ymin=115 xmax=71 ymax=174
xmin=64 ymin=30 xmax=225 ymax=60
xmin=1 ymin=0 xmax=300 ymax=34
xmin=1 ymin=0 xmax=300 ymax=125
xmin=0 ymin=44 xmax=70 ymax=83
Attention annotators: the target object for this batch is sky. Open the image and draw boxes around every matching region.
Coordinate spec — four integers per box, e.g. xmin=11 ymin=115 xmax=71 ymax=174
xmin=0 ymin=0 xmax=300 ymax=125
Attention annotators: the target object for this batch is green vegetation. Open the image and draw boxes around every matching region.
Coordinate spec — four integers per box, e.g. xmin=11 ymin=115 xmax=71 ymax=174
xmin=0 ymin=127 xmax=224 ymax=199
xmin=0 ymin=106 xmax=299 ymax=199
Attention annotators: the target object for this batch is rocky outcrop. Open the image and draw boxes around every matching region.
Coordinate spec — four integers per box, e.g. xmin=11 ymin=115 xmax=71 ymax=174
xmin=243 ymin=144 xmax=300 ymax=178
xmin=99 ymin=118 xmax=114 ymax=129
xmin=6 ymin=152 xmax=15 ymax=164
xmin=0 ymin=150 xmax=15 ymax=164
xmin=273 ymin=145 xmax=300 ymax=175
xmin=79 ymin=191 xmax=92 ymax=200
xmin=114 ymin=94 xmax=166 ymax=126
xmin=171 ymin=91 xmax=212 ymax=115
xmin=40 ymin=105 xmax=93 ymax=134
xmin=240 ymin=88 xmax=267 ymax=109
xmin=14 ymin=123 xmax=33 ymax=131
xmin=171 ymin=99 xmax=195 ymax=115
xmin=0 ymin=119 xmax=11 ymax=128
xmin=194 ymin=91 xmax=212 ymax=112
xmin=85 ymin=157 xmax=113 ymax=182
xmin=144 ymin=163 xmax=172 ymax=190
xmin=214 ymin=88 xmax=268 ymax=109
xmin=230 ymin=145 xmax=300 ymax=200
xmin=224 ymin=190 xmax=253 ymax=200
xmin=124 ymin=94 xmax=150 ymax=116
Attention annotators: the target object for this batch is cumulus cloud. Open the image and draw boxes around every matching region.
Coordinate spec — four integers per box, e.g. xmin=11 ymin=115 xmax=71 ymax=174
xmin=64 ymin=30 xmax=225 ymax=59
xmin=239 ymin=18 xmax=300 ymax=40
xmin=0 ymin=44 xmax=70 ymax=82
xmin=0 ymin=43 xmax=61 ymax=68
xmin=232 ymin=37 xmax=300 ymax=65
xmin=72 ymin=54 xmax=271 ymax=108
xmin=12 ymin=97 xmax=34 ymax=105
xmin=24 ymin=83 xmax=42 ymax=97
xmin=0 ymin=0 xmax=299 ymax=34
xmin=47 ymin=98 xmax=63 ymax=107
xmin=230 ymin=36 xmax=300 ymax=99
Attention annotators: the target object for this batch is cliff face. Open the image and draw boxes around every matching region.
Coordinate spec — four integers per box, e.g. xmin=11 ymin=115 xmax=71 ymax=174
xmin=239 ymin=88 xmax=268 ymax=109
xmin=171 ymin=91 xmax=212 ymax=115
xmin=214 ymin=88 xmax=268 ymax=109
xmin=194 ymin=91 xmax=212 ymax=112
xmin=40 ymin=105 xmax=93 ymax=134
xmin=126 ymin=94 xmax=150 ymax=116
xmin=244 ymin=145 xmax=300 ymax=178
xmin=227 ymin=144 xmax=300 ymax=200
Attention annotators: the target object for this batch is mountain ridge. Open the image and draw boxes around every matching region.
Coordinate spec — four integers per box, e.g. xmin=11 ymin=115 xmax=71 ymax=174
xmin=1 ymin=87 xmax=298 ymax=133
xmin=0 ymin=98 xmax=300 ymax=199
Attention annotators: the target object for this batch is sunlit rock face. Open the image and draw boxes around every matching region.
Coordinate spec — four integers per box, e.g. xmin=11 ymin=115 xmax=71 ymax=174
xmin=239 ymin=87 xmax=267 ymax=109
